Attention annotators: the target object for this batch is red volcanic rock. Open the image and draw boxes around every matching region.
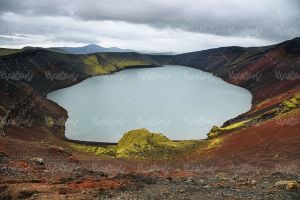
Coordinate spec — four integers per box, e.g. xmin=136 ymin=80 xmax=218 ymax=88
xmin=7 ymin=160 xmax=32 ymax=170
xmin=68 ymin=179 xmax=123 ymax=190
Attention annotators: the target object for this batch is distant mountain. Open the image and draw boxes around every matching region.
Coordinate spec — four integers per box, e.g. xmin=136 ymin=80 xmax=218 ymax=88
xmin=139 ymin=51 xmax=176 ymax=55
xmin=22 ymin=46 xmax=70 ymax=54
xmin=59 ymin=44 xmax=134 ymax=54
xmin=20 ymin=44 xmax=134 ymax=54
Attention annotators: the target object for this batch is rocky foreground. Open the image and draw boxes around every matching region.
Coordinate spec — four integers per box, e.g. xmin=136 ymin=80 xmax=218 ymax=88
xmin=1 ymin=145 xmax=299 ymax=199
xmin=0 ymin=118 xmax=299 ymax=199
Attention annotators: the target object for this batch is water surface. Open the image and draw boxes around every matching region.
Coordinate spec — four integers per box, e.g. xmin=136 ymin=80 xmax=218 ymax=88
xmin=47 ymin=65 xmax=252 ymax=142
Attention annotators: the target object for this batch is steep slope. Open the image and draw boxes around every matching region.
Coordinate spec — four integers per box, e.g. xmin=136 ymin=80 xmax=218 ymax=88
xmin=169 ymin=38 xmax=300 ymax=104
xmin=166 ymin=38 xmax=300 ymax=167
xmin=0 ymin=49 xmax=161 ymax=94
xmin=0 ymin=50 xmax=161 ymax=140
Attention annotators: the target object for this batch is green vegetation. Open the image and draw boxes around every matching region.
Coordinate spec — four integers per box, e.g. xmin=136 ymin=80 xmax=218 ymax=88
xmin=207 ymin=138 xmax=223 ymax=149
xmin=207 ymin=120 xmax=250 ymax=139
xmin=81 ymin=55 xmax=109 ymax=75
xmin=101 ymin=53 xmax=153 ymax=68
xmin=115 ymin=128 xmax=199 ymax=159
xmin=68 ymin=143 xmax=116 ymax=156
xmin=207 ymin=125 xmax=220 ymax=139
xmin=279 ymin=93 xmax=300 ymax=112
xmin=0 ymin=48 xmax=22 ymax=56
xmin=78 ymin=53 xmax=159 ymax=76
xmin=208 ymin=93 xmax=300 ymax=139
xmin=68 ymin=128 xmax=200 ymax=159
xmin=219 ymin=120 xmax=251 ymax=131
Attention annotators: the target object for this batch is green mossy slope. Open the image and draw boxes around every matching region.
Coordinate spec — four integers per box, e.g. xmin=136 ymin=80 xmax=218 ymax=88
xmin=115 ymin=128 xmax=199 ymax=158
xmin=69 ymin=128 xmax=200 ymax=159
xmin=207 ymin=93 xmax=300 ymax=139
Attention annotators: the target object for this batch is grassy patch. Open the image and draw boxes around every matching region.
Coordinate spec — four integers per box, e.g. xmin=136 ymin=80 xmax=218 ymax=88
xmin=68 ymin=143 xmax=116 ymax=156
xmin=279 ymin=93 xmax=300 ymax=112
xmin=68 ymin=128 xmax=199 ymax=159
xmin=207 ymin=120 xmax=250 ymax=139
xmin=207 ymin=138 xmax=223 ymax=149
xmin=115 ymin=128 xmax=199 ymax=159
xmin=0 ymin=48 xmax=22 ymax=56
xmin=78 ymin=53 xmax=158 ymax=76
xmin=219 ymin=119 xmax=251 ymax=131
xmin=208 ymin=93 xmax=300 ymax=139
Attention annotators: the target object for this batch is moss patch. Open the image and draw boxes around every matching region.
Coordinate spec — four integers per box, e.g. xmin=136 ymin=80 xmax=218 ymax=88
xmin=208 ymin=93 xmax=300 ymax=139
xmin=207 ymin=138 xmax=223 ymax=149
xmin=68 ymin=128 xmax=199 ymax=159
xmin=115 ymin=128 xmax=199 ymax=159
xmin=0 ymin=48 xmax=22 ymax=56
xmin=207 ymin=120 xmax=250 ymax=139
xmin=68 ymin=143 xmax=115 ymax=156
xmin=78 ymin=53 xmax=159 ymax=76
xmin=279 ymin=93 xmax=300 ymax=112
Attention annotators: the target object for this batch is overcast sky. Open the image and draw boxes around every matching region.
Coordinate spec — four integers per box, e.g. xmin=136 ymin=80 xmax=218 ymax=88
xmin=0 ymin=0 xmax=299 ymax=53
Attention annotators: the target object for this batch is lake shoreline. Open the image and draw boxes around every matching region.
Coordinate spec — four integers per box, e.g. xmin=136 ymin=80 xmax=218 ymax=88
xmin=47 ymin=65 xmax=252 ymax=143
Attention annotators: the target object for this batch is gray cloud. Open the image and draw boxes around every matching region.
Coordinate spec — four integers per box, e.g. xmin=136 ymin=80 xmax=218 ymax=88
xmin=1 ymin=0 xmax=299 ymax=40
xmin=0 ymin=0 xmax=299 ymax=51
